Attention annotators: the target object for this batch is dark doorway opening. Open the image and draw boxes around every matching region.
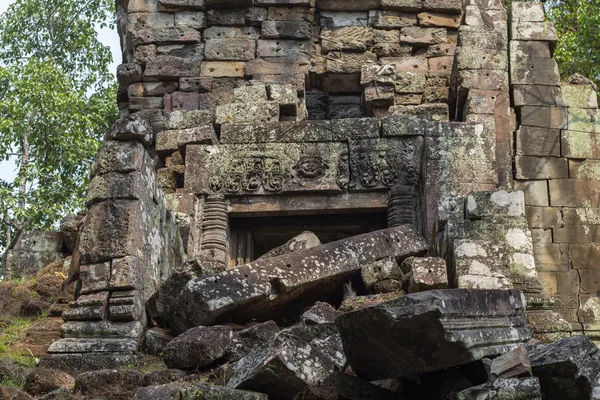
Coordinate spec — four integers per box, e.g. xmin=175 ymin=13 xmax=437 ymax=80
xmin=228 ymin=212 xmax=388 ymax=267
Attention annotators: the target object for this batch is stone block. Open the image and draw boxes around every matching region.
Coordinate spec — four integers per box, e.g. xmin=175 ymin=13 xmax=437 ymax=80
xmin=400 ymin=27 xmax=446 ymax=45
xmin=516 ymin=126 xmax=560 ymax=157
xmin=261 ymin=21 xmax=311 ymax=39
xmin=322 ymin=73 xmax=362 ymax=93
xmin=361 ymin=257 xmax=403 ymax=292
xmin=164 ymin=91 xmax=199 ymax=111
xmin=561 ymin=131 xmax=600 ymax=159
xmin=368 ymin=10 xmax=416 ymax=28
xmin=203 ymin=26 xmax=260 ymax=40
xmin=515 ymin=156 xmax=568 ymax=180
xmin=549 ymin=179 xmax=600 ymax=207
xmin=204 ymin=39 xmax=256 ymax=61
xmin=458 ymin=26 xmax=508 ymax=50
xmin=206 ymin=0 xmax=253 ymax=7
xmin=215 ymin=101 xmax=279 ymax=125
xmin=509 ymin=40 xmax=551 ymax=60
xmin=174 ymin=11 xmax=206 ymax=28
xmin=318 ymin=0 xmax=380 ymax=11
xmin=179 ymin=76 xmax=213 ymax=92
xmin=456 ymin=69 xmax=509 ymax=92
xmin=128 ymin=82 xmax=178 ymax=97
xmin=171 ymin=225 xmax=427 ymax=331
xmin=185 ymin=142 xmax=347 ymax=195
xmin=200 ymin=61 xmax=245 ymax=77
xmin=418 ymin=12 xmax=460 ymax=28
xmin=321 ymin=27 xmax=373 ymax=52
xmin=269 ymin=7 xmax=314 ymax=22
xmin=331 ymin=118 xmax=380 ymax=141
xmin=514 ymin=180 xmax=549 ymax=207
xmin=428 ymin=56 xmax=453 ymax=77
xmin=206 ymin=9 xmax=245 ymax=26
xmin=327 ymin=51 xmax=377 ymax=74
xmin=349 ymin=137 xmax=424 ymax=191
xmin=131 ymin=27 xmax=201 ymax=46
xmin=256 ymin=39 xmax=314 ymax=61
xmin=422 ymin=87 xmax=449 ymax=103
xmin=157 ymin=0 xmax=206 ymax=9
xmin=394 ymin=71 xmax=427 ymax=94
xmin=520 ymin=106 xmax=567 ymax=129
xmin=457 ymin=378 xmax=542 ymax=400
xmin=533 ymin=243 xmax=568 ymax=271
xmin=554 ymin=225 xmax=600 ymax=243
xmin=381 ymin=0 xmax=423 ymax=11
xmin=525 ymin=206 xmax=562 ymax=228
xmin=245 ymin=58 xmax=308 ymax=76
xmin=337 ymin=289 xmax=531 ymax=380
xmin=568 ymin=107 xmax=600 ymax=133
xmin=91 ymin=141 xmax=147 ymax=177
xmin=364 ymin=85 xmax=395 ymax=109
xmin=233 ymin=84 xmax=268 ymax=103
xmin=510 ymin=2 xmax=545 ymax=22
xmin=86 ymin=172 xmax=148 ymax=206
xmin=561 ymin=83 xmax=598 ymax=109
xmin=511 ymin=22 xmax=557 ymax=42
xmin=382 ymin=115 xmax=431 ymax=136
xmin=128 ymin=97 xmax=164 ymax=110
xmin=130 ymin=0 xmax=159 ymax=12
xmin=513 ymin=85 xmax=562 ymax=107
xmin=389 ymin=104 xmax=449 ymax=121
xmin=569 ymin=159 xmax=600 ymax=180
xmin=117 ymin=64 xmax=143 ymax=88
xmin=407 ymin=257 xmax=448 ymax=293
xmin=456 ymin=48 xmax=508 ymax=71
xmin=165 ymin=109 xmax=214 ymax=129
xmin=105 ymin=114 xmax=154 ymax=146
xmin=569 ymin=244 xmax=600 ymax=270
xmin=128 ymin=12 xmax=175 ymax=30
xmin=510 ymin=58 xmax=560 ymax=86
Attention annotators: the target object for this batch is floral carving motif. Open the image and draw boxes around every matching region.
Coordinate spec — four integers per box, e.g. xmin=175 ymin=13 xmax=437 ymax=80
xmin=209 ymin=156 xmax=289 ymax=194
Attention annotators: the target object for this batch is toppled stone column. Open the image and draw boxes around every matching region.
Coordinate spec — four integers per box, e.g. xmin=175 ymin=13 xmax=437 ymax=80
xmin=166 ymin=225 xmax=428 ymax=332
xmin=336 ymin=289 xmax=531 ymax=380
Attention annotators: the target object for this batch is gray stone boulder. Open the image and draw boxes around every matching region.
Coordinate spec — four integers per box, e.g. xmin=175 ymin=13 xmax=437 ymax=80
xmin=140 ymin=369 xmax=187 ymax=387
xmin=301 ymin=302 xmax=341 ymax=325
xmin=135 ymin=381 xmax=267 ymax=400
xmin=227 ymin=333 xmax=335 ymax=400
xmin=529 ymin=335 xmax=600 ymax=400
xmin=172 ymin=225 xmax=428 ymax=331
xmin=457 ymin=377 xmax=542 ymax=400
xmin=144 ymin=327 xmax=174 ymax=356
xmin=163 ymin=325 xmax=233 ymax=370
xmin=226 ymin=321 xmax=280 ymax=362
xmin=336 ymin=289 xmax=531 ymax=380
xmin=74 ymin=369 xmax=143 ymax=400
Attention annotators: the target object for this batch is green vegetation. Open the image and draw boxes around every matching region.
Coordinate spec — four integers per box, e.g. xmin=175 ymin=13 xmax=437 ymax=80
xmin=0 ymin=0 xmax=118 ymax=275
xmin=546 ymin=0 xmax=600 ymax=93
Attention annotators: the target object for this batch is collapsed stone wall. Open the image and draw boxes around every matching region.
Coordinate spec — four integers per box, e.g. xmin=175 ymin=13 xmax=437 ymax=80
xmin=36 ymin=0 xmax=600 ymax=369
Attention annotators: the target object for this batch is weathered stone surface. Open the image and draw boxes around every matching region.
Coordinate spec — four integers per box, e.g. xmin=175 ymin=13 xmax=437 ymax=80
xmin=511 ymin=22 xmax=557 ymax=42
xmin=401 ymin=27 xmax=446 ymax=45
xmin=143 ymin=56 xmax=202 ymax=79
xmin=262 ymin=21 xmax=311 ymax=39
xmin=515 ymin=155 xmax=568 ymax=180
xmin=201 ymin=61 xmax=245 ymax=77
xmin=36 ymin=387 xmax=74 ymax=400
xmin=163 ymin=325 xmax=233 ymax=369
xmin=510 ymin=58 xmax=560 ymax=86
xmin=135 ymin=382 xmax=267 ymax=400
xmin=184 ymin=142 xmax=346 ymax=195
xmin=407 ymin=256 xmax=448 ymax=293
xmin=144 ymin=327 xmax=174 ymax=355
xmin=105 ymin=114 xmax=153 ymax=146
xmin=24 ymin=368 xmax=75 ymax=397
xmin=513 ymin=85 xmax=562 ymax=107
xmin=562 ymin=83 xmax=598 ymax=109
xmin=516 ymin=126 xmax=560 ymax=157
xmin=490 ymin=345 xmax=532 ymax=380
xmin=226 ymin=333 xmax=335 ymax=399
xmin=132 ymin=27 xmax=201 ymax=46
xmin=204 ymin=39 xmax=256 ymax=61
xmin=549 ymin=179 xmax=600 ymax=207
xmin=520 ymin=106 xmax=567 ymax=129
xmin=529 ymin=335 xmax=600 ymax=400
xmin=74 ymin=369 xmax=143 ymax=400
xmin=215 ymin=101 xmax=279 ymax=125
xmin=457 ymin=377 xmax=542 ymax=400
xmin=361 ymin=257 xmax=403 ymax=292
xmin=301 ymin=302 xmax=341 ymax=325
xmin=0 ymin=387 xmax=32 ymax=400
xmin=256 ymin=40 xmax=314 ymax=61
xmin=226 ymin=321 xmax=280 ymax=362
xmin=337 ymin=289 xmax=531 ymax=380
xmin=169 ymin=225 xmax=427 ymax=331
xmin=220 ymin=120 xmax=334 ymax=143
xmin=389 ymin=104 xmax=448 ymax=121
xmin=318 ymin=0 xmax=379 ymax=11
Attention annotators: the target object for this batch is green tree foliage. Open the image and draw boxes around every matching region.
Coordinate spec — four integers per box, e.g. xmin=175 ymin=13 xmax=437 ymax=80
xmin=0 ymin=0 xmax=118 ymax=270
xmin=546 ymin=0 xmax=600 ymax=90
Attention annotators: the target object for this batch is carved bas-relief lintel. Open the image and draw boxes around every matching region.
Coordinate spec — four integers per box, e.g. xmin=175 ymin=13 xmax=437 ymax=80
xmin=349 ymin=138 xmax=424 ymax=192
xmin=184 ymin=143 xmax=347 ymax=195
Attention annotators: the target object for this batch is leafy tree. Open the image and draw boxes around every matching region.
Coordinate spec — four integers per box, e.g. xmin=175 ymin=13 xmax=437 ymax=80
xmin=546 ymin=0 xmax=600 ymax=92
xmin=0 ymin=0 xmax=118 ymax=276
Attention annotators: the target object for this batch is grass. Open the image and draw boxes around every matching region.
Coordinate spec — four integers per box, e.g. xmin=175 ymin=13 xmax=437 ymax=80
xmin=0 ymin=316 xmax=40 ymax=366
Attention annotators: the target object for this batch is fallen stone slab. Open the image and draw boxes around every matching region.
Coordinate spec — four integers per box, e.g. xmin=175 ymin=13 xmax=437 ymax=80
xmin=457 ymin=377 xmax=542 ymax=400
xmin=162 ymin=325 xmax=233 ymax=370
xmin=257 ymin=231 xmax=321 ymax=261
xmin=529 ymin=335 xmax=600 ymax=400
xmin=490 ymin=345 xmax=531 ymax=380
xmin=226 ymin=333 xmax=335 ymax=400
xmin=135 ymin=381 xmax=267 ymax=400
xmin=169 ymin=225 xmax=428 ymax=332
xmin=336 ymin=289 xmax=531 ymax=380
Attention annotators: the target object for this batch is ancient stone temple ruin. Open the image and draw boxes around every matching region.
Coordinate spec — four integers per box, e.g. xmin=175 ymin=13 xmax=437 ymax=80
xmin=7 ymin=0 xmax=600 ymax=398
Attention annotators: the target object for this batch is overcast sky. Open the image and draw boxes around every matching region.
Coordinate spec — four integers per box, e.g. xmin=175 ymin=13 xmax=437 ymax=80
xmin=0 ymin=0 xmax=122 ymax=183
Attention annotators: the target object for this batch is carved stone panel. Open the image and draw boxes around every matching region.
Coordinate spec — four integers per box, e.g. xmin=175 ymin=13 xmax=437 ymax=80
xmin=185 ymin=143 xmax=347 ymax=195
xmin=348 ymin=138 xmax=424 ymax=191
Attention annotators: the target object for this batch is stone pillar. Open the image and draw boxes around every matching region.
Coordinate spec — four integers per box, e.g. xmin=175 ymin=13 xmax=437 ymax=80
xmin=387 ymin=185 xmax=416 ymax=228
xmin=200 ymin=195 xmax=229 ymax=265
